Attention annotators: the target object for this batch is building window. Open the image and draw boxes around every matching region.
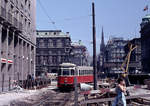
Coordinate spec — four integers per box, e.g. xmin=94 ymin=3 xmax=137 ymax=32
xmin=25 ymin=0 xmax=27 ymax=5
xmin=62 ymin=39 xmax=65 ymax=46
xmin=28 ymin=22 xmax=31 ymax=34
xmin=48 ymin=56 xmax=52 ymax=64
xmin=52 ymin=50 xmax=57 ymax=55
xmin=16 ymin=0 xmax=18 ymax=7
xmin=57 ymin=39 xmax=62 ymax=47
xmin=61 ymin=56 xmax=65 ymax=63
xmin=28 ymin=3 xmax=30 ymax=10
xmin=52 ymin=56 xmax=57 ymax=64
xmin=48 ymin=50 xmax=52 ymax=54
xmin=66 ymin=39 xmax=70 ymax=46
xmin=39 ymin=39 xmax=45 ymax=48
xmin=24 ymin=19 xmax=27 ymax=31
xmin=53 ymin=40 xmax=57 ymax=47
xmin=21 ymin=3 xmax=24 ymax=10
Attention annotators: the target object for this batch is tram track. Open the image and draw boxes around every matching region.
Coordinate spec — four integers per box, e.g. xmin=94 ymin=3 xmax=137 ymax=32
xmin=10 ymin=88 xmax=74 ymax=106
xmin=33 ymin=90 xmax=74 ymax=106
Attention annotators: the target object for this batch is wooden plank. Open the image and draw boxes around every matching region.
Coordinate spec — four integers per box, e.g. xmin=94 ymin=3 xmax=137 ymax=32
xmin=80 ymin=94 xmax=150 ymax=104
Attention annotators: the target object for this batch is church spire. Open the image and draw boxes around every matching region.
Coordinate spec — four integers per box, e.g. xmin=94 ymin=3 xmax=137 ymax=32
xmin=100 ymin=27 xmax=105 ymax=52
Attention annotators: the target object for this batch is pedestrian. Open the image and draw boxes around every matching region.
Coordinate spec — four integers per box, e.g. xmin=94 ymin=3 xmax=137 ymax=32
xmin=112 ymin=77 xmax=126 ymax=106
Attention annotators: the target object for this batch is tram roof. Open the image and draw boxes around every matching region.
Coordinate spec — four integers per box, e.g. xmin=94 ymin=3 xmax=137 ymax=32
xmin=59 ymin=63 xmax=76 ymax=67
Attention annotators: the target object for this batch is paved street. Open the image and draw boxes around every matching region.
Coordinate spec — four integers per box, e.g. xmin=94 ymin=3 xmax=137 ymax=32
xmin=0 ymin=82 xmax=57 ymax=106
xmin=11 ymin=87 xmax=74 ymax=106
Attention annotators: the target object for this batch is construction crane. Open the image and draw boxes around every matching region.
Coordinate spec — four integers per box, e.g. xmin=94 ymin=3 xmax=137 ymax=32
xmin=120 ymin=43 xmax=137 ymax=86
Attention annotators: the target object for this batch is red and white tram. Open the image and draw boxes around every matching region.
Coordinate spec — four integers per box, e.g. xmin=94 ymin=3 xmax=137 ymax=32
xmin=57 ymin=63 xmax=93 ymax=89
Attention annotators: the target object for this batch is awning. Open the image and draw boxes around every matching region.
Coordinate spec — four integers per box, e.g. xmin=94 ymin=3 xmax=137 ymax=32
xmin=1 ymin=58 xmax=13 ymax=64
xmin=8 ymin=60 xmax=13 ymax=64
xmin=1 ymin=58 xmax=7 ymax=63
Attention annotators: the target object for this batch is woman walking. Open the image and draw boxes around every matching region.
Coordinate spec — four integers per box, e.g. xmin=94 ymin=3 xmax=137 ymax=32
xmin=112 ymin=77 xmax=126 ymax=106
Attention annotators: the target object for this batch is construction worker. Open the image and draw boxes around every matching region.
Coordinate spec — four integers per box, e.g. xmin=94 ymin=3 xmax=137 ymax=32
xmin=112 ymin=77 xmax=126 ymax=106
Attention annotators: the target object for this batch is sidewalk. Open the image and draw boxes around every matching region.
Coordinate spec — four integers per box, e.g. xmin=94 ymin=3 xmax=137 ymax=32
xmin=0 ymin=81 xmax=57 ymax=106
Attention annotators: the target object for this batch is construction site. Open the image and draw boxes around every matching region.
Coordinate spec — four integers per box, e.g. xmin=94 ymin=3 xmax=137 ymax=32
xmin=1 ymin=0 xmax=150 ymax=106
xmin=75 ymin=2 xmax=150 ymax=106
xmin=75 ymin=42 xmax=150 ymax=106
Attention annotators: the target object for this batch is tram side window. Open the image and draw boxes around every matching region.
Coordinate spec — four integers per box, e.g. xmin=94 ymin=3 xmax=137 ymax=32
xmin=87 ymin=70 xmax=89 ymax=75
xmin=82 ymin=70 xmax=84 ymax=75
xmin=79 ymin=70 xmax=83 ymax=75
xmin=84 ymin=70 xmax=86 ymax=75
xmin=88 ymin=70 xmax=90 ymax=75
xmin=86 ymin=70 xmax=88 ymax=75
xmin=71 ymin=69 xmax=74 ymax=75
xmin=63 ymin=69 xmax=69 ymax=75
xmin=79 ymin=70 xmax=81 ymax=75
xmin=82 ymin=70 xmax=85 ymax=75
xmin=90 ymin=70 xmax=93 ymax=74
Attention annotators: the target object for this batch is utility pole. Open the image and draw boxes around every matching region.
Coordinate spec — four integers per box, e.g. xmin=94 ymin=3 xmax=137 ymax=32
xmin=92 ymin=2 xmax=97 ymax=90
xmin=74 ymin=77 xmax=78 ymax=106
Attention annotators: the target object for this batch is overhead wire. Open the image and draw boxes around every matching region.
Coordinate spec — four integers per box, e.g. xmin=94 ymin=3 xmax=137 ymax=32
xmin=37 ymin=0 xmax=57 ymax=29
xmin=59 ymin=15 xmax=92 ymax=21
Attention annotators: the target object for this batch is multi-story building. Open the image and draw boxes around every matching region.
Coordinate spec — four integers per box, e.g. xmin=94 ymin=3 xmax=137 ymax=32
xmin=36 ymin=30 xmax=71 ymax=76
xmin=124 ymin=38 xmax=141 ymax=74
xmin=140 ymin=14 xmax=150 ymax=73
xmin=0 ymin=0 xmax=36 ymax=92
xmin=70 ymin=41 xmax=89 ymax=66
xmin=104 ymin=37 xmax=128 ymax=77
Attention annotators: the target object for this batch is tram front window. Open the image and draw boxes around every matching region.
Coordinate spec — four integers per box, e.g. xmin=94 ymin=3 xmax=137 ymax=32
xmin=63 ymin=69 xmax=69 ymax=75
xmin=58 ymin=69 xmax=62 ymax=75
xmin=71 ymin=69 xmax=74 ymax=75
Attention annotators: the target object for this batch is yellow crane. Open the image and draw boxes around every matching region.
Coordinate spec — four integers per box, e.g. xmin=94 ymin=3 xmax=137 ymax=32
xmin=121 ymin=43 xmax=137 ymax=83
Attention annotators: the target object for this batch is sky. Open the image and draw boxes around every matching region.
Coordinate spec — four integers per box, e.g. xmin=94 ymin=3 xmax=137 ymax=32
xmin=36 ymin=0 xmax=149 ymax=55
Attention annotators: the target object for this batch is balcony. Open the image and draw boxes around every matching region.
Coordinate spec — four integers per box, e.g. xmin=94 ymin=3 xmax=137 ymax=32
xmin=0 ymin=7 xmax=13 ymax=26
xmin=0 ymin=6 xmax=6 ymax=20
xmin=0 ymin=6 xmax=22 ymax=33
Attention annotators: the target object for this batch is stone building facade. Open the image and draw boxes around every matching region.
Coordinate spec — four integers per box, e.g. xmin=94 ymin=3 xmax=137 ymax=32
xmin=140 ymin=14 xmax=150 ymax=73
xmin=0 ymin=0 xmax=36 ymax=92
xmin=104 ymin=37 xmax=128 ymax=77
xmin=70 ymin=41 xmax=89 ymax=66
xmin=36 ymin=30 xmax=71 ymax=76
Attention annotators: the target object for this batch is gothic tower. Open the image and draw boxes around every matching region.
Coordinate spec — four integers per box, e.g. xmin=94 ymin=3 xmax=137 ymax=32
xmin=100 ymin=27 xmax=105 ymax=54
xmin=98 ymin=27 xmax=105 ymax=78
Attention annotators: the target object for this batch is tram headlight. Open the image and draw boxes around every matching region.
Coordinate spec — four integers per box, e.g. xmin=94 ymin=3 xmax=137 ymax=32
xmin=64 ymin=78 xmax=67 ymax=83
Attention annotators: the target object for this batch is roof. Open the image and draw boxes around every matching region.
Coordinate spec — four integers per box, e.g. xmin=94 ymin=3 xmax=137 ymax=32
xmin=36 ymin=30 xmax=70 ymax=38
xmin=36 ymin=30 xmax=62 ymax=32
xmin=59 ymin=63 xmax=76 ymax=67
xmin=143 ymin=14 xmax=150 ymax=19
xmin=71 ymin=42 xmax=86 ymax=48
